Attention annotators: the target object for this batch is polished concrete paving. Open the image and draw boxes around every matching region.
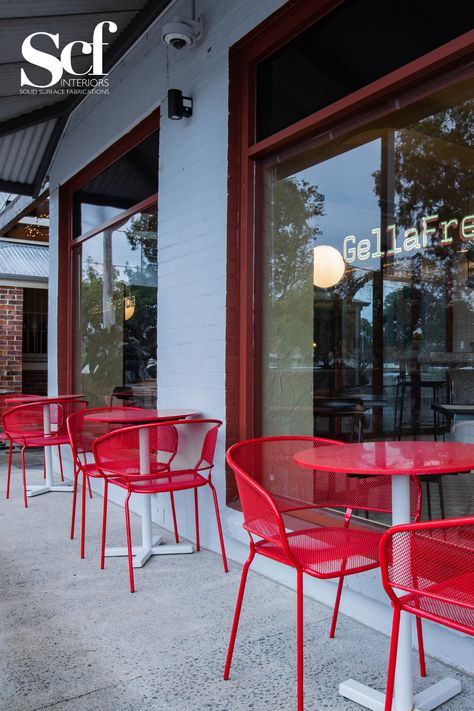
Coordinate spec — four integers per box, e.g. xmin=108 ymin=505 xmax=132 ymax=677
xmin=0 ymin=448 xmax=473 ymax=711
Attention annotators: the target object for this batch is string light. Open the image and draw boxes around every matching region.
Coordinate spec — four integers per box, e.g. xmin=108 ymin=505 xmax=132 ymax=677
xmin=23 ymin=212 xmax=49 ymax=240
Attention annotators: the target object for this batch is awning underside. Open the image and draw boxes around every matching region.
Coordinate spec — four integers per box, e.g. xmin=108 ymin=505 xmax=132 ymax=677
xmin=0 ymin=0 xmax=171 ymax=197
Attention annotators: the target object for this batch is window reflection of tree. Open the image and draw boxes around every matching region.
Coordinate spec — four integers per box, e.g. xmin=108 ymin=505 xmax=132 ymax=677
xmin=373 ymin=100 xmax=474 ymax=318
xmin=269 ymin=175 xmax=324 ymax=366
xmin=80 ymin=210 xmax=157 ymax=404
xmin=372 ymin=97 xmax=474 ymax=433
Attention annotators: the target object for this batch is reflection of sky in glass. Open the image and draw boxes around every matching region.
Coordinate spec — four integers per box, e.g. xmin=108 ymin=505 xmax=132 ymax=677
xmin=293 ymin=140 xmax=381 ymax=267
xmin=289 ymin=140 xmax=381 ymax=323
xmin=81 ymin=204 xmax=124 ymax=235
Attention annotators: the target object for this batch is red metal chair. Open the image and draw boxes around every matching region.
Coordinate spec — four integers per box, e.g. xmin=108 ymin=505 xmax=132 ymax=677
xmin=67 ymin=406 xmax=146 ymax=558
xmin=224 ymin=436 xmax=423 ymax=711
xmin=379 ymin=516 xmax=474 ymax=711
xmin=92 ymin=419 xmax=228 ymax=592
xmin=0 ymin=393 xmax=40 ymax=468
xmin=2 ymin=398 xmax=88 ymax=507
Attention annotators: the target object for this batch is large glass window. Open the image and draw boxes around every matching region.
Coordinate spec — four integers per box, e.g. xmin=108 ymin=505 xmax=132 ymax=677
xmin=72 ymin=129 xmax=158 ymax=407
xmin=258 ymin=79 xmax=474 ymax=443
xmin=228 ymin=0 xmax=474 ymax=515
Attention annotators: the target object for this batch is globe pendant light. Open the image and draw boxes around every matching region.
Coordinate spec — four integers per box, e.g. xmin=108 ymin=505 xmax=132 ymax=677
xmin=313 ymin=245 xmax=345 ymax=288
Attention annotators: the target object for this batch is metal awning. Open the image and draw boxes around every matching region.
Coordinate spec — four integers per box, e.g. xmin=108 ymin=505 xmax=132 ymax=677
xmin=0 ymin=240 xmax=49 ymax=283
xmin=0 ymin=0 xmax=172 ymax=197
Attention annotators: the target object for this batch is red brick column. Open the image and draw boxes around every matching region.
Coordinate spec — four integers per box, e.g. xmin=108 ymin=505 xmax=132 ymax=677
xmin=0 ymin=286 xmax=23 ymax=392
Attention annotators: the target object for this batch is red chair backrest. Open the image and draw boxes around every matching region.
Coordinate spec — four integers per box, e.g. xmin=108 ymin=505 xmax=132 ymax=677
xmin=67 ymin=406 xmax=144 ymax=464
xmin=93 ymin=423 xmax=178 ymax=478
xmin=226 ymin=440 xmax=299 ymax=565
xmin=379 ymin=517 xmax=474 ymax=625
xmin=2 ymin=402 xmax=52 ymax=438
xmin=0 ymin=394 xmax=41 ymax=422
xmin=92 ymin=419 xmax=222 ymax=479
xmin=226 ymin=436 xmax=421 ymax=518
xmin=3 ymin=399 xmax=87 ymax=440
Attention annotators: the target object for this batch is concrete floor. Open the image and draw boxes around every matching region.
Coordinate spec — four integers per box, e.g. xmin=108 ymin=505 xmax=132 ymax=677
xmin=0 ymin=448 xmax=473 ymax=711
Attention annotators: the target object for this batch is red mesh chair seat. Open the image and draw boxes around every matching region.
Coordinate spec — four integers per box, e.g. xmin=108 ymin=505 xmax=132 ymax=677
xmin=92 ymin=419 xmax=228 ymax=592
xmin=256 ymin=527 xmax=380 ymax=578
xmin=109 ymin=469 xmax=212 ymax=494
xmin=81 ymin=462 xmax=101 ymax=478
xmin=379 ymin=517 xmax=474 ymax=711
xmin=14 ymin=433 xmax=71 ymax=447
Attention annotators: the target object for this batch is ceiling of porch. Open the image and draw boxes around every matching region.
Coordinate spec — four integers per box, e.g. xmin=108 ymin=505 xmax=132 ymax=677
xmin=0 ymin=0 xmax=172 ymax=197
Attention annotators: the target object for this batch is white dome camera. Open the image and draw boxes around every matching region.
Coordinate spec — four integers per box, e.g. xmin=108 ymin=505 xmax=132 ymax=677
xmin=161 ymin=16 xmax=203 ymax=49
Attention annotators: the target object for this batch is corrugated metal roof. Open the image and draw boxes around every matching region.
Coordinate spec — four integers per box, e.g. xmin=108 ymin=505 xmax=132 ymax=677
xmin=0 ymin=241 xmax=48 ymax=280
xmin=0 ymin=121 xmax=57 ymax=185
xmin=0 ymin=0 xmax=173 ymax=197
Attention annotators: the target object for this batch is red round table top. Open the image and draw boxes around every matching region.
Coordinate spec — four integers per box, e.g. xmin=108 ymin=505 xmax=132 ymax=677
xmin=294 ymin=441 xmax=474 ymax=476
xmin=84 ymin=408 xmax=199 ymax=424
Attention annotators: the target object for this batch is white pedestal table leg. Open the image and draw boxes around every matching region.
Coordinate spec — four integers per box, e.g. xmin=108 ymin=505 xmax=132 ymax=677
xmin=392 ymin=475 xmax=414 ymax=711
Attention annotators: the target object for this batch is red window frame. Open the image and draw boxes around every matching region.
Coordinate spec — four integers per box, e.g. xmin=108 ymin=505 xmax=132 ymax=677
xmin=226 ymin=0 xmax=474 ymax=449
xmin=57 ymin=108 xmax=160 ymax=394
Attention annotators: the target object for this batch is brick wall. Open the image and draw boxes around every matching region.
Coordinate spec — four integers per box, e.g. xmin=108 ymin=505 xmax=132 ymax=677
xmin=0 ymin=286 xmax=23 ymax=391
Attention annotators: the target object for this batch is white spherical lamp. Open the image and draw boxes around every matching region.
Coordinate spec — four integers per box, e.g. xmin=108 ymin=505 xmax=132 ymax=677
xmin=313 ymin=245 xmax=345 ymax=288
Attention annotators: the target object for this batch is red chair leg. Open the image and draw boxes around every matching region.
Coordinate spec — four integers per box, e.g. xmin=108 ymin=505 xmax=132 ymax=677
xmin=80 ymin=469 xmax=87 ymax=559
xmin=330 ymin=576 xmax=344 ymax=639
xmin=81 ymin=453 xmax=93 ymax=499
xmin=57 ymin=445 xmax=64 ymax=482
xmin=384 ymin=606 xmax=401 ymax=711
xmin=100 ymin=479 xmax=108 ymax=569
xmin=194 ymin=488 xmax=200 ymax=551
xmin=296 ymin=568 xmax=304 ymax=711
xmin=43 ymin=450 xmax=46 ymax=479
xmin=208 ymin=481 xmax=228 ymax=572
xmin=6 ymin=440 xmax=13 ymax=499
xmin=124 ymin=491 xmax=135 ymax=593
xmin=21 ymin=446 xmax=28 ymax=508
xmin=416 ymin=616 xmax=426 ymax=677
xmin=169 ymin=491 xmax=179 ymax=543
xmin=70 ymin=464 xmax=78 ymax=539
xmin=224 ymin=543 xmax=255 ymax=680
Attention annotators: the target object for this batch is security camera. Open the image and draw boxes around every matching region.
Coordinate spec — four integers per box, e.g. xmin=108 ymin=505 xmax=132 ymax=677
xmin=161 ymin=16 xmax=203 ymax=49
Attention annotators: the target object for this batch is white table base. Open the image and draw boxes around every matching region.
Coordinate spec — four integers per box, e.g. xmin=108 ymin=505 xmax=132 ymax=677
xmin=340 ymin=677 xmax=462 ymax=711
xmin=105 ymin=433 xmax=195 ymax=567
xmin=27 ymin=482 xmax=74 ymax=497
xmin=104 ymin=535 xmax=193 ymax=568
xmin=339 ymin=476 xmax=463 ymax=711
